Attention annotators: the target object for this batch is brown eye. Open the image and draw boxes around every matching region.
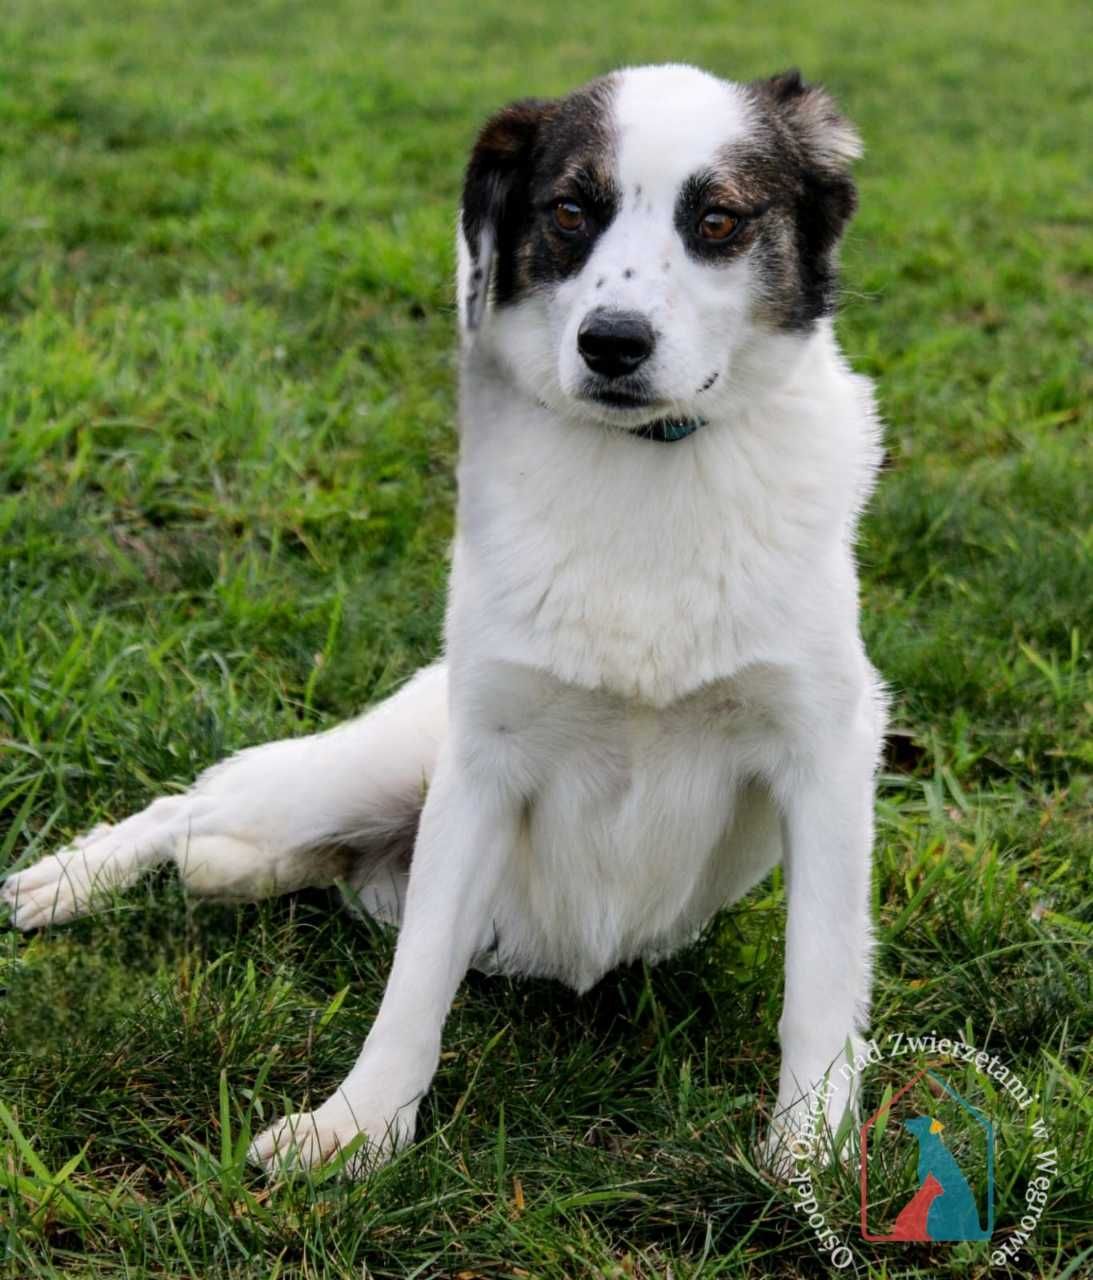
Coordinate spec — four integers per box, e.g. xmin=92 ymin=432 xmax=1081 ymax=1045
xmin=553 ymin=200 xmax=585 ymax=232
xmin=698 ymin=209 xmax=739 ymax=241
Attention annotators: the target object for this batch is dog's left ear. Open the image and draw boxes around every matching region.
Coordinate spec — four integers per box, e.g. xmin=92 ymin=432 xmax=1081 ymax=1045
xmin=756 ymin=69 xmax=862 ymax=252
xmin=760 ymin=69 xmax=863 ymax=173
xmin=461 ymin=98 xmax=551 ymax=330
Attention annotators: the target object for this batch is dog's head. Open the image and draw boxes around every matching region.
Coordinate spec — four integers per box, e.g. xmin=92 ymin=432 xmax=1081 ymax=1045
xmin=458 ymin=64 xmax=861 ymax=434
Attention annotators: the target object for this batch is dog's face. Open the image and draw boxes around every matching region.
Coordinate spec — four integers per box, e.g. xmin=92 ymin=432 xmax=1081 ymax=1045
xmin=459 ymin=64 xmax=861 ymax=432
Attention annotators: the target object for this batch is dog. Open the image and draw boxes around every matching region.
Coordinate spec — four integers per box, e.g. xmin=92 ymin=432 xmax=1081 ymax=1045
xmin=2 ymin=63 xmax=886 ymax=1177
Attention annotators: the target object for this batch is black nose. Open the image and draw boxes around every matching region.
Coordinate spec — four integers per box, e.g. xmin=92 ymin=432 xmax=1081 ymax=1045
xmin=577 ymin=309 xmax=656 ymax=379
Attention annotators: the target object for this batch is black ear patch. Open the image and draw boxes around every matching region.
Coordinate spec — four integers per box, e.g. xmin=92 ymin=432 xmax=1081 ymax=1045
xmin=765 ymin=67 xmax=807 ymax=102
xmin=460 ymin=75 xmax=619 ymax=329
xmin=756 ymin=68 xmax=863 ymax=176
xmin=461 ymin=99 xmax=551 ymax=329
xmin=746 ymin=70 xmax=863 ymax=328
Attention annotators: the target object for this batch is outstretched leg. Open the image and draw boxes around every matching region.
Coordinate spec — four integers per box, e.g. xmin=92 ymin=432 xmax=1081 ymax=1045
xmin=1 ymin=663 xmax=448 ymax=930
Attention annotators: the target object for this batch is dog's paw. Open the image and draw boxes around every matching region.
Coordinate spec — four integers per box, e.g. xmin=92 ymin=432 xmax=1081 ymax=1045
xmin=1 ymin=836 xmax=125 ymax=929
xmin=247 ymin=1092 xmax=418 ymax=1179
xmin=760 ymin=1093 xmax=855 ymax=1180
xmin=759 ymin=1115 xmax=826 ymax=1180
xmin=1 ymin=798 xmax=192 ymax=930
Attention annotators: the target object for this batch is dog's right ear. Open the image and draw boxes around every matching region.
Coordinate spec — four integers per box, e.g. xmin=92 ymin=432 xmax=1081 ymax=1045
xmin=460 ymin=99 xmax=550 ymax=330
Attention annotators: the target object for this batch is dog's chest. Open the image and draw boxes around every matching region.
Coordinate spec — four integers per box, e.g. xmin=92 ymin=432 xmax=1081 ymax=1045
xmin=465 ymin=668 xmax=772 ymax=989
xmin=454 ymin=425 xmax=810 ymax=707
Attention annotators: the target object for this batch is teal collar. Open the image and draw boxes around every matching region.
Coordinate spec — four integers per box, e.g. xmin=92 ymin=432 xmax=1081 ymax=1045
xmin=536 ymin=399 xmax=704 ymax=444
xmin=630 ymin=417 xmax=704 ymax=444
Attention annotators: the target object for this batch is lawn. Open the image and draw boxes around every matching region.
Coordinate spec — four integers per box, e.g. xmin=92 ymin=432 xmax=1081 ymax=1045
xmin=1 ymin=0 xmax=1090 ymax=1276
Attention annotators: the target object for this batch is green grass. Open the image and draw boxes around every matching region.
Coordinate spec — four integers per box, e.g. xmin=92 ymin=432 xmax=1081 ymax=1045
xmin=1 ymin=0 xmax=1090 ymax=1276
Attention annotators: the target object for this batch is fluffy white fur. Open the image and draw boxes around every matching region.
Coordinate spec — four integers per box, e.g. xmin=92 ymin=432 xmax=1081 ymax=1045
xmin=3 ymin=64 xmax=885 ymax=1178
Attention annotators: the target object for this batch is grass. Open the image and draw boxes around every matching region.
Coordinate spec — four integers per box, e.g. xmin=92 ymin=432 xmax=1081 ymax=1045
xmin=1 ymin=0 xmax=1090 ymax=1275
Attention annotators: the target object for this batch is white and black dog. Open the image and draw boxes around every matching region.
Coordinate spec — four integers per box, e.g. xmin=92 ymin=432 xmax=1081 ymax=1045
xmin=3 ymin=64 xmax=886 ymax=1176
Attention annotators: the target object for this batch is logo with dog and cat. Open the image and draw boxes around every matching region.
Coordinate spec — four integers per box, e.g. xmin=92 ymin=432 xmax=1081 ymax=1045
xmin=859 ymin=1065 xmax=994 ymax=1242
xmin=785 ymin=1031 xmax=1057 ymax=1272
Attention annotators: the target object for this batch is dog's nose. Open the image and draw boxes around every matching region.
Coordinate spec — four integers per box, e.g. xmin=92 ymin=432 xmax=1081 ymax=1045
xmin=577 ymin=309 xmax=655 ymax=379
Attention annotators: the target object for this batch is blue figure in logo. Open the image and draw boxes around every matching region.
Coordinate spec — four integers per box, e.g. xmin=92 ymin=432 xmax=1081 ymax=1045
xmin=895 ymin=1115 xmax=989 ymax=1241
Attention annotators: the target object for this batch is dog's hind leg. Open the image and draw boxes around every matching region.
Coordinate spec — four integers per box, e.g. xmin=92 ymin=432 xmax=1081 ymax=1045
xmin=1 ymin=663 xmax=447 ymax=930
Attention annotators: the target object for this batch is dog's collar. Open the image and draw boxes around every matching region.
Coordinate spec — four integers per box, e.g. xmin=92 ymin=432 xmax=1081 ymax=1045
xmin=629 ymin=417 xmax=704 ymax=444
xmin=534 ymin=400 xmax=704 ymax=444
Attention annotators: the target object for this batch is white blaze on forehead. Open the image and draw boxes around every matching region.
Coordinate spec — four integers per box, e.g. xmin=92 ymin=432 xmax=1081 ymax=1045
xmin=612 ymin=65 xmax=755 ymax=200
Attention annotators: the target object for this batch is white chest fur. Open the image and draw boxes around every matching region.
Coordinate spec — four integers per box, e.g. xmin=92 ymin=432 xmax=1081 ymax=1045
xmin=451 ymin=329 xmax=879 ymax=707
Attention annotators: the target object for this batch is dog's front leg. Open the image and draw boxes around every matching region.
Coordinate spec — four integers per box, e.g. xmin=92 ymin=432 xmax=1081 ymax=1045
xmin=249 ymin=740 xmax=513 ymax=1176
xmin=766 ymin=706 xmax=879 ymax=1172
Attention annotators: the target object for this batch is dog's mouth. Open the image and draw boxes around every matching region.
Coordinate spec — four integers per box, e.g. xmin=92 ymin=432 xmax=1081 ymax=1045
xmin=579 ymin=379 xmax=708 ymax=444
xmin=579 ymin=369 xmax=658 ymax=410
xmin=586 ymin=385 xmax=657 ymax=411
